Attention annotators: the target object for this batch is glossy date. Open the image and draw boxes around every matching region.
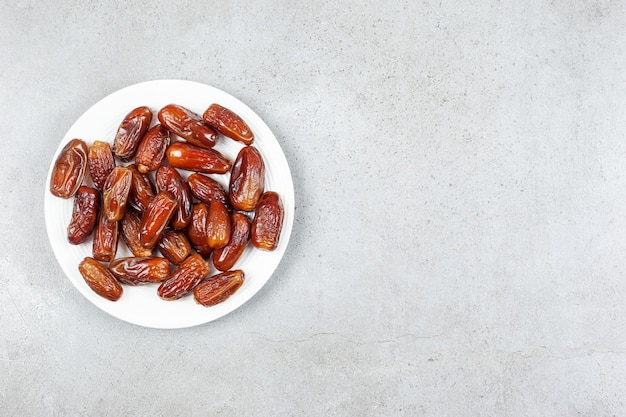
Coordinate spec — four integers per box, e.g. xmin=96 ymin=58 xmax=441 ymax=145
xmin=50 ymin=138 xmax=88 ymax=199
xmin=87 ymin=140 xmax=115 ymax=191
xmin=202 ymin=103 xmax=254 ymax=145
xmin=166 ymin=142 xmax=231 ymax=174
xmin=158 ymin=104 xmax=217 ymax=148
xmin=229 ymin=146 xmax=264 ymax=211
xmin=135 ymin=124 xmax=170 ymax=173
xmin=139 ymin=191 xmax=178 ymax=249
xmin=212 ymin=213 xmax=251 ymax=271
xmin=158 ymin=229 xmax=192 ymax=265
xmin=102 ymin=166 xmax=132 ymax=222
xmin=193 ymin=269 xmax=245 ymax=307
xmin=157 ymin=253 xmax=210 ymax=300
xmin=78 ymin=257 xmax=123 ymax=301
xmin=251 ymin=191 xmax=283 ymax=251
xmin=108 ymin=257 xmax=170 ymax=285
xmin=67 ymin=186 xmax=100 ymax=245
xmin=155 ymin=166 xmax=192 ymax=230
xmin=113 ymin=106 xmax=152 ymax=161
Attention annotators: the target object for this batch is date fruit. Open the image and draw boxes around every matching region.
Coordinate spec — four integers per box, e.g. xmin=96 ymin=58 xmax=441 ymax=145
xmin=193 ymin=269 xmax=245 ymax=307
xmin=139 ymin=191 xmax=178 ymax=249
xmin=78 ymin=257 xmax=123 ymax=301
xmin=187 ymin=203 xmax=212 ymax=257
xmin=127 ymin=164 xmax=155 ymax=213
xmin=202 ymin=103 xmax=254 ymax=145
xmin=113 ymin=106 xmax=152 ymax=161
xmin=166 ymin=142 xmax=231 ymax=174
xmin=87 ymin=141 xmax=115 ymax=191
xmin=206 ymin=200 xmax=231 ymax=249
xmin=158 ymin=253 xmax=210 ymax=300
xmin=158 ymin=229 xmax=192 ymax=265
xmin=50 ymin=138 xmax=88 ymax=198
xmin=135 ymin=124 xmax=170 ymax=173
xmin=109 ymin=257 xmax=170 ymax=285
xmin=229 ymin=146 xmax=264 ymax=211
xmin=251 ymin=191 xmax=283 ymax=251
xmin=67 ymin=186 xmax=100 ymax=245
xmin=155 ymin=166 xmax=192 ymax=230
xmin=93 ymin=204 xmax=119 ymax=262
xmin=187 ymin=173 xmax=228 ymax=206
xmin=102 ymin=166 xmax=132 ymax=222
xmin=212 ymin=213 xmax=251 ymax=271
xmin=158 ymin=104 xmax=217 ymax=148
xmin=120 ymin=209 xmax=152 ymax=257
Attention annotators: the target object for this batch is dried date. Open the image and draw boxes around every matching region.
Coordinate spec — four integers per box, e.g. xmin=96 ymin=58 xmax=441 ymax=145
xmin=158 ymin=254 xmax=211 ymax=300
xmin=139 ymin=191 xmax=178 ymax=249
xmin=127 ymin=163 xmax=155 ymax=213
xmin=206 ymin=200 xmax=231 ymax=249
xmin=67 ymin=186 xmax=100 ymax=245
xmin=251 ymin=191 xmax=283 ymax=251
xmin=212 ymin=213 xmax=251 ymax=271
xmin=120 ymin=209 xmax=152 ymax=257
xmin=87 ymin=141 xmax=115 ymax=191
xmin=155 ymin=166 xmax=192 ymax=230
xmin=78 ymin=257 xmax=123 ymax=301
xmin=135 ymin=124 xmax=170 ymax=173
xmin=113 ymin=106 xmax=152 ymax=161
xmin=93 ymin=204 xmax=119 ymax=262
xmin=202 ymin=103 xmax=254 ymax=145
xmin=102 ymin=166 xmax=132 ymax=222
xmin=158 ymin=229 xmax=192 ymax=265
xmin=166 ymin=142 xmax=231 ymax=174
xmin=229 ymin=146 xmax=264 ymax=211
xmin=187 ymin=173 xmax=228 ymax=206
xmin=109 ymin=257 xmax=170 ymax=285
xmin=193 ymin=269 xmax=245 ymax=307
xmin=50 ymin=138 xmax=88 ymax=198
xmin=158 ymin=104 xmax=217 ymax=148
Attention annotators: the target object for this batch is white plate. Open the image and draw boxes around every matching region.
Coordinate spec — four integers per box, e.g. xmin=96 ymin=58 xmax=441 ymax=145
xmin=44 ymin=80 xmax=294 ymax=329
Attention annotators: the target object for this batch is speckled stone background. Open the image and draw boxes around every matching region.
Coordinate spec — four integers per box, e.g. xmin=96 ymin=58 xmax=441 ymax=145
xmin=2 ymin=1 xmax=626 ymax=416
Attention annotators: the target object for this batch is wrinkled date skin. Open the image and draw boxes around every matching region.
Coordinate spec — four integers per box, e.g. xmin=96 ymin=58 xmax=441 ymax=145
xmin=102 ymin=166 xmax=132 ymax=222
xmin=113 ymin=106 xmax=152 ymax=161
xmin=158 ymin=104 xmax=218 ymax=148
xmin=158 ymin=254 xmax=211 ymax=300
xmin=93 ymin=204 xmax=119 ymax=262
xmin=158 ymin=229 xmax=192 ymax=265
xmin=78 ymin=257 xmax=123 ymax=301
xmin=207 ymin=200 xmax=231 ymax=249
xmin=120 ymin=209 xmax=152 ymax=257
xmin=50 ymin=138 xmax=88 ymax=198
xmin=251 ymin=191 xmax=283 ymax=251
xmin=127 ymin=164 xmax=155 ymax=213
xmin=213 ymin=213 xmax=251 ymax=271
xmin=202 ymin=103 xmax=254 ymax=145
xmin=229 ymin=146 xmax=265 ymax=211
xmin=135 ymin=124 xmax=171 ymax=173
xmin=108 ymin=257 xmax=170 ymax=285
xmin=140 ymin=191 xmax=178 ymax=250
xmin=166 ymin=142 xmax=231 ymax=174
xmin=155 ymin=166 xmax=192 ymax=230
xmin=67 ymin=186 xmax=100 ymax=245
xmin=88 ymin=141 xmax=115 ymax=191
xmin=187 ymin=173 xmax=228 ymax=206
xmin=187 ymin=203 xmax=212 ymax=257
xmin=194 ymin=269 xmax=245 ymax=307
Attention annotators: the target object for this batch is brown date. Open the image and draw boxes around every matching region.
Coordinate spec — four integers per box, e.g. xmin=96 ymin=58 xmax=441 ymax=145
xmin=158 ymin=229 xmax=192 ymax=265
xmin=78 ymin=257 xmax=123 ymax=301
xmin=193 ymin=269 xmax=245 ymax=307
xmin=229 ymin=146 xmax=264 ymax=211
xmin=166 ymin=142 xmax=231 ymax=174
xmin=113 ymin=106 xmax=152 ymax=161
xmin=67 ymin=186 xmax=100 ymax=245
xmin=93 ymin=203 xmax=119 ymax=262
xmin=187 ymin=203 xmax=212 ymax=257
xmin=87 ymin=141 xmax=115 ymax=190
xmin=139 ymin=191 xmax=178 ymax=249
xmin=135 ymin=124 xmax=171 ymax=173
xmin=212 ymin=213 xmax=251 ymax=271
xmin=102 ymin=166 xmax=132 ymax=222
xmin=158 ymin=104 xmax=217 ymax=148
xmin=127 ymin=163 xmax=155 ymax=213
xmin=108 ymin=257 xmax=170 ymax=285
xmin=202 ymin=103 xmax=254 ymax=145
xmin=251 ymin=191 xmax=283 ymax=251
xmin=206 ymin=200 xmax=231 ymax=249
xmin=158 ymin=253 xmax=210 ymax=300
xmin=187 ymin=173 xmax=228 ymax=206
xmin=155 ymin=166 xmax=192 ymax=229
xmin=120 ymin=209 xmax=152 ymax=257
xmin=50 ymin=138 xmax=88 ymax=198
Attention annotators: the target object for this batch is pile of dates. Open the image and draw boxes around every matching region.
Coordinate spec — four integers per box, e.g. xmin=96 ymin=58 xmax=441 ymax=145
xmin=50 ymin=103 xmax=283 ymax=306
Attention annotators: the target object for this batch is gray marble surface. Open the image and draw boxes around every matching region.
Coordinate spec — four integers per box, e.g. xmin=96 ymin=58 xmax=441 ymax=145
xmin=2 ymin=1 xmax=626 ymax=416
